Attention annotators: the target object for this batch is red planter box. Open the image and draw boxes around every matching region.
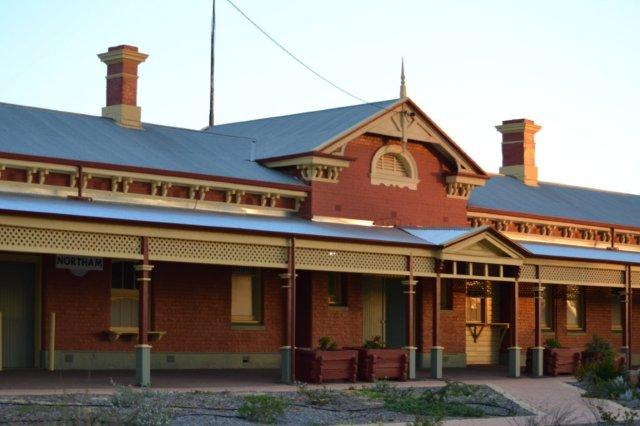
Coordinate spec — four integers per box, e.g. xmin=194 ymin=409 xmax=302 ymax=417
xmin=295 ymin=349 xmax=358 ymax=384
xmin=544 ymin=348 xmax=581 ymax=376
xmin=347 ymin=348 xmax=408 ymax=382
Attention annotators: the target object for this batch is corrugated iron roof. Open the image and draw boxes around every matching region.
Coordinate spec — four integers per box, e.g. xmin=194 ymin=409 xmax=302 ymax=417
xmin=469 ymin=175 xmax=640 ymax=229
xmin=0 ymin=102 xmax=303 ymax=186
xmin=0 ymin=192 xmax=426 ymax=246
xmin=206 ymin=99 xmax=399 ymax=159
xmin=521 ymin=242 xmax=640 ymax=265
xmin=401 ymin=227 xmax=479 ymax=245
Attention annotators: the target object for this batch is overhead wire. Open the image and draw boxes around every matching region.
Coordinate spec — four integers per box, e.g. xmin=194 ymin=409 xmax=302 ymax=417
xmin=223 ymin=0 xmax=395 ymax=113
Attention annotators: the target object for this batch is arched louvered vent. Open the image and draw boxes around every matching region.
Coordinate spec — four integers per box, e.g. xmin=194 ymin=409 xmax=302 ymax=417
xmin=376 ymin=153 xmax=409 ymax=177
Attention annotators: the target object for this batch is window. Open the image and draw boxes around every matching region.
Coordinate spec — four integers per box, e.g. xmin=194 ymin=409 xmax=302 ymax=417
xmin=370 ymin=144 xmax=419 ymax=190
xmin=566 ymin=286 xmax=585 ymax=330
xmin=110 ymin=261 xmax=139 ymax=329
xmin=612 ymin=289 xmax=623 ymax=331
xmin=540 ymin=285 xmax=554 ymax=330
xmin=440 ymin=279 xmax=453 ymax=310
xmin=466 ymin=297 xmax=483 ymax=323
xmin=231 ymin=267 xmax=263 ymax=324
xmin=328 ymin=273 xmax=348 ymax=306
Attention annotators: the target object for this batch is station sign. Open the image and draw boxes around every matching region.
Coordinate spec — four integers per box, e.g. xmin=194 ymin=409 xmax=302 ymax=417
xmin=55 ymin=255 xmax=104 ymax=271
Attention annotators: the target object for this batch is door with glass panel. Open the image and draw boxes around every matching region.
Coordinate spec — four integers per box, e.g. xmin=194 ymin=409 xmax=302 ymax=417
xmin=465 ymin=281 xmax=503 ymax=365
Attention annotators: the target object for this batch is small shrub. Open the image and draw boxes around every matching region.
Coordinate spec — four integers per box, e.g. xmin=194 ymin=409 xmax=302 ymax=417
xmin=585 ymin=335 xmax=616 ymax=362
xmin=317 ymin=336 xmax=339 ymax=351
xmin=111 ymin=385 xmax=142 ymax=408
xmin=237 ymin=394 xmax=289 ymax=424
xmin=438 ymin=381 xmax=476 ymax=398
xmin=577 ymin=357 xmax=625 ymax=385
xmin=296 ymin=383 xmax=334 ymax=406
xmin=363 ymin=336 xmax=385 ymax=349
xmin=544 ymin=338 xmax=562 ymax=348
xmin=106 ymin=387 xmax=174 ymax=425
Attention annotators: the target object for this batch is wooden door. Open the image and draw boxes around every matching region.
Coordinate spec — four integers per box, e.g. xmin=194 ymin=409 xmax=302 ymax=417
xmin=363 ymin=277 xmax=385 ymax=343
xmin=385 ymin=279 xmax=406 ymax=348
xmin=0 ymin=261 xmax=36 ymax=368
xmin=465 ymin=283 xmax=502 ymax=365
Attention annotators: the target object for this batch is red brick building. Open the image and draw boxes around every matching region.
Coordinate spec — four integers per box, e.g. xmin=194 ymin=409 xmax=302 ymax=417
xmin=0 ymin=44 xmax=639 ymax=385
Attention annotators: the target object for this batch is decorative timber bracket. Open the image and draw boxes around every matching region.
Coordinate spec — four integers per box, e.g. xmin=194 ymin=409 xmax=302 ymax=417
xmin=444 ymin=174 xmax=487 ymax=200
xmin=261 ymin=155 xmax=351 ymax=184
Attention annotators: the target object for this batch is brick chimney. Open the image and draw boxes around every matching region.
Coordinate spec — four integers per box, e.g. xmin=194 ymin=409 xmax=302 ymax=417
xmin=496 ymin=119 xmax=541 ymax=186
xmin=98 ymin=45 xmax=148 ymax=129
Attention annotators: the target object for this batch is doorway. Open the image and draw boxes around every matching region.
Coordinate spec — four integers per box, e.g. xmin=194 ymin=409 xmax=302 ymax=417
xmin=362 ymin=277 xmax=406 ymax=348
xmin=0 ymin=261 xmax=36 ymax=368
xmin=465 ymin=282 xmax=509 ymax=365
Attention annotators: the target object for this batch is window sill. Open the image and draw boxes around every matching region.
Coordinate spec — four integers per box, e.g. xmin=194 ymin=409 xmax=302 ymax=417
xmin=567 ymin=330 xmax=586 ymax=335
xmin=328 ymin=305 xmax=348 ymax=312
xmin=231 ymin=324 xmax=265 ymax=331
xmin=611 ymin=328 xmax=623 ymax=333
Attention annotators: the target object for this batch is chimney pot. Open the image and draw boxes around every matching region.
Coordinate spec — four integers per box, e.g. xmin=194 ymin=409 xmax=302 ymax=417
xmin=98 ymin=44 xmax=148 ymax=129
xmin=496 ymin=118 xmax=541 ymax=186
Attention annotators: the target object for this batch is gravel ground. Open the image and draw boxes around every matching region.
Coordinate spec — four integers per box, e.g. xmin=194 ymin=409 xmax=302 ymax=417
xmin=0 ymin=383 xmax=532 ymax=425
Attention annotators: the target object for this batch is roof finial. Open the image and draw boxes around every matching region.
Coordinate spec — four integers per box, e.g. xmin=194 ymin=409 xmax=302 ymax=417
xmin=399 ymin=57 xmax=407 ymax=99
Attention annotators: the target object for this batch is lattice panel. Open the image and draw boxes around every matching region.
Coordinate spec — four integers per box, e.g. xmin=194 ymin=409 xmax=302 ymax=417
xmin=296 ymin=247 xmax=407 ymax=274
xmin=540 ymin=265 xmax=624 ymax=285
xmin=149 ymin=237 xmax=287 ymax=267
xmin=413 ymin=256 xmax=436 ymax=276
xmin=520 ymin=264 xmax=537 ymax=281
xmin=0 ymin=224 xmax=141 ymax=257
xmin=632 ymin=271 xmax=640 ymax=287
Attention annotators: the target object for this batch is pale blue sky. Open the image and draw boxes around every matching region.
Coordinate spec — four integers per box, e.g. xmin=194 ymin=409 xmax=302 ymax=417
xmin=1 ymin=1 xmax=638 ymax=193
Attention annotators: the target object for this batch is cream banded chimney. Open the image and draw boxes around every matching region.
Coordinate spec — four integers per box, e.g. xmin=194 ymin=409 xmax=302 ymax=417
xmin=496 ymin=118 xmax=541 ymax=186
xmin=98 ymin=45 xmax=148 ymax=129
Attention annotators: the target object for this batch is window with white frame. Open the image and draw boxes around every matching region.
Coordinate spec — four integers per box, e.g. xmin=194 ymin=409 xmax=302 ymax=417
xmin=231 ymin=267 xmax=263 ymax=324
xmin=370 ymin=144 xmax=419 ymax=190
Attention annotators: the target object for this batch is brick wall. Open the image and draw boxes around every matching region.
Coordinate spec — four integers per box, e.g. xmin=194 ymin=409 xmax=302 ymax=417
xmin=42 ymin=255 xmax=124 ymax=351
xmin=42 ymin=257 xmax=283 ymax=353
xmin=309 ymin=272 xmax=363 ymax=348
xmin=152 ymin=262 xmax=282 ymax=353
xmin=418 ymin=278 xmax=467 ymax=354
xmin=308 ymin=134 xmax=469 ymax=227
xmin=517 ymin=285 xmax=624 ymax=353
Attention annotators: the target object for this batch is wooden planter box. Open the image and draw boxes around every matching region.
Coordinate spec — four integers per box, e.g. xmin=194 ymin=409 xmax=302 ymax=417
xmin=347 ymin=348 xmax=408 ymax=382
xmin=295 ymin=349 xmax=358 ymax=384
xmin=544 ymin=348 xmax=581 ymax=376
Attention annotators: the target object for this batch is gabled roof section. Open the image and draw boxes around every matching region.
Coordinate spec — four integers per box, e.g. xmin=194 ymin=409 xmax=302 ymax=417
xmin=0 ymin=102 xmax=304 ymax=188
xmin=207 ymin=98 xmax=487 ymax=177
xmin=317 ymin=98 xmax=487 ymax=177
xmin=206 ymin=99 xmax=399 ymax=160
xmin=469 ymin=174 xmax=640 ymax=229
xmin=402 ymin=226 xmax=527 ymax=262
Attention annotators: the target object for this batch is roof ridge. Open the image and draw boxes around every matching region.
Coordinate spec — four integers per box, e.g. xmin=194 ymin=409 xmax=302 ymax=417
xmin=0 ymin=101 xmax=256 ymax=141
xmin=208 ymin=98 xmax=399 ymax=130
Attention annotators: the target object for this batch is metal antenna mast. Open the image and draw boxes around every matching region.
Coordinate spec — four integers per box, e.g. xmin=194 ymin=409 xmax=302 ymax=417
xmin=208 ymin=0 xmax=216 ymax=127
